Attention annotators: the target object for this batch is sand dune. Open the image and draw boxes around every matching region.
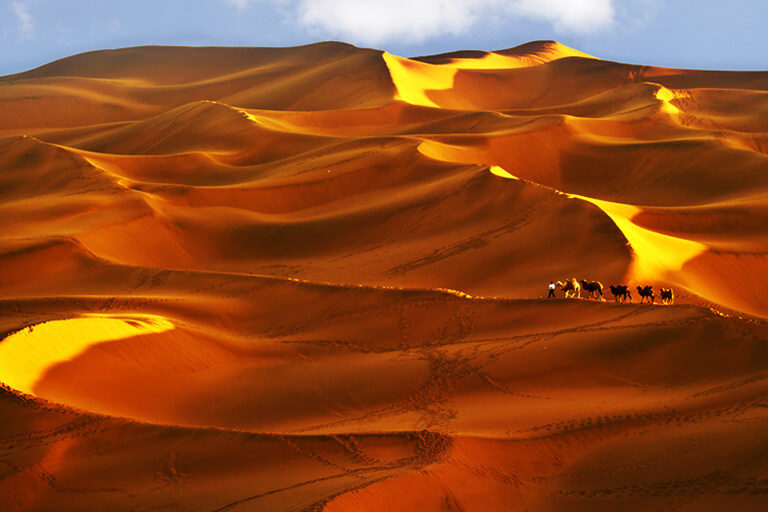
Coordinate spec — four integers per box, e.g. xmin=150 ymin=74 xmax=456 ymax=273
xmin=0 ymin=43 xmax=395 ymax=135
xmin=1 ymin=40 xmax=768 ymax=511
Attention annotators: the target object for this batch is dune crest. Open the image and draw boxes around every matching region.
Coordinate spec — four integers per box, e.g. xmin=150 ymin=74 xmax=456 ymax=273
xmin=486 ymin=161 xmax=709 ymax=286
xmin=414 ymin=40 xmax=596 ymax=66
xmin=383 ymin=52 xmax=457 ymax=108
xmin=2 ymin=41 xmax=768 ymax=511
xmin=384 ymin=41 xmax=596 ymax=109
xmin=0 ymin=316 xmax=174 ymax=394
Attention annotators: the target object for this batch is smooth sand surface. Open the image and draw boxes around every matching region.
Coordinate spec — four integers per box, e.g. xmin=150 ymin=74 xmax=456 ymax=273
xmin=1 ymin=40 xmax=768 ymax=511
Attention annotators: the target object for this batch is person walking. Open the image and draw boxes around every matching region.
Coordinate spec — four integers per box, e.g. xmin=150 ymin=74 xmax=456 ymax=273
xmin=548 ymin=281 xmax=556 ymax=298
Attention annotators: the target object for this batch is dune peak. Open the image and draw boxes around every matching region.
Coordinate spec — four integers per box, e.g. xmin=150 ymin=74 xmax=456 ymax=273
xmin=2 ymin=41 xmax=768 ymax=512
xmin=496 ymin=40 xmax=596 ymax=60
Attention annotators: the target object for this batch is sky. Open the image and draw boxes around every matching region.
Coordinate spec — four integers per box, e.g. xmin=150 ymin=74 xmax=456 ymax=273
xmin=1 ymin=0 xmax=767 ymax=76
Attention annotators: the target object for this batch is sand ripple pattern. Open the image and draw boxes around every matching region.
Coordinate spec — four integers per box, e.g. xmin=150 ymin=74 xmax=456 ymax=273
xmin=1 ymin=41 xmax=768 ymax=511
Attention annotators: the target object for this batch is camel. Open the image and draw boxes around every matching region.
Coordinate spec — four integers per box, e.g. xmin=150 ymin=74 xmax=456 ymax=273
xmin=636 ymin=285 xmax=655 ymax=304
xmin=556 ymin=278 xmax=581 ymax=299
xmin=580 ymin=280 xmax=603 ymax=299
xmin=660 ymin=288 xmax=674 ymax=305
xmin=609 ymin=284 xmax=632 ymax=303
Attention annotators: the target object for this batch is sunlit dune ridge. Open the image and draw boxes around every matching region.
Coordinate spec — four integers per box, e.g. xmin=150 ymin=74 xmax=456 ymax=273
xmin=384 ymin=41 xmax=596 ymax=108
xmin=0 ymin=315 xmax=174 ymax=394
xmin=2 ymin=40 xmax=768 ymax=512
xmin=430 ymin=146 xmax=709 ymax=281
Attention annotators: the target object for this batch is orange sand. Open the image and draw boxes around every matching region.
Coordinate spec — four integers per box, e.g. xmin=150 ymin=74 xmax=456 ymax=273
xmin=1 ymin=40 xmax=768 ymax=511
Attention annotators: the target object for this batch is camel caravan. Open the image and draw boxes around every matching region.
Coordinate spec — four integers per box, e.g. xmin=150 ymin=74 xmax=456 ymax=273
xmin=550 ymin=280 xmax=674 ymax=305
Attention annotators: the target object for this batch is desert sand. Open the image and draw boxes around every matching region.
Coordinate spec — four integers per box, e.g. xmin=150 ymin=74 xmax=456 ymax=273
xmin=1 ymin=40 xmax=768 ymax=511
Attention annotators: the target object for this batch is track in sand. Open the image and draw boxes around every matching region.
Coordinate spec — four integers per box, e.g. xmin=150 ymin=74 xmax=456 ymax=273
xmin=2 ymin=40 xmax=768 ymax=511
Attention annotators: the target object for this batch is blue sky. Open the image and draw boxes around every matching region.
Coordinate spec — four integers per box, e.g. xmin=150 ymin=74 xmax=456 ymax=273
xmin=1 ymin=0 xmax=766 ymax=77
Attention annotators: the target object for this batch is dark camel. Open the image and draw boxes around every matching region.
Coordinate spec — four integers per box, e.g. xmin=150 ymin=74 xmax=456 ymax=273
xmin=660 ymin=288 xmax=674 ymax=305
xmin=580 ymin=280 xmax=603 ymax=299
xmin=609 ymin=284 xmax=632 ymax=303
xmin=636 ymin=285 xmax=655 ymax=304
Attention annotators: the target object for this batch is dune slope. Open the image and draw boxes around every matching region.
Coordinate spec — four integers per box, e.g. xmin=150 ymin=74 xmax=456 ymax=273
xmin=1 ymin=40 xmax=768 ymax=511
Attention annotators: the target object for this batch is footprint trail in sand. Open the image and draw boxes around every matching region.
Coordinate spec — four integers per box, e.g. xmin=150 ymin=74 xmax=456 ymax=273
xmin=1 ymin=40 xmax=768 ymax=511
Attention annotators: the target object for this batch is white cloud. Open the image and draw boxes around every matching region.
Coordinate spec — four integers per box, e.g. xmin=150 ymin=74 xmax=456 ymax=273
xmin=509 ymin=0 xmax=615 ymax=34
xmin=226 ymin=0 xmax=616 ymax=44
xmin=297 ymin=0 xmax=481 ymax=45
xmin=11 ymin=1 xmax=34 ymax=40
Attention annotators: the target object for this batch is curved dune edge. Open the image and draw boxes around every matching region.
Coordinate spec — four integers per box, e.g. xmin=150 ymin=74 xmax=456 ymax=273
xmin=383 ymin=53 xmax=457 ymax=108
xmin=383 ymin=41 xmax=596 ymax=109
xmin=584 ymin=197 xmax=707 ymax=280
xmin=492 ymin=165 xmax=707 ymax=282
xmin=0 ymin=315 xmax=174 ymax=394
xmin=1 ymin=282 xmax=759 ymax=433
xmin=423 ymin=143 xmax=707 ymax=284
xmin=3 ymin=41 xmax=768 ymax=512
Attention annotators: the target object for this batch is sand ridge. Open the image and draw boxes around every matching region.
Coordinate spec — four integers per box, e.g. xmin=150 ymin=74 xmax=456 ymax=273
xmin=1 ymin=40 xmax=768 ymax=511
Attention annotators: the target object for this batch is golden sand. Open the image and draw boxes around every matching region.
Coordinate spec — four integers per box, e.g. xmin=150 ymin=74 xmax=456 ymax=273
xmin=1 ymin=40 xmax=767 ymax=511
